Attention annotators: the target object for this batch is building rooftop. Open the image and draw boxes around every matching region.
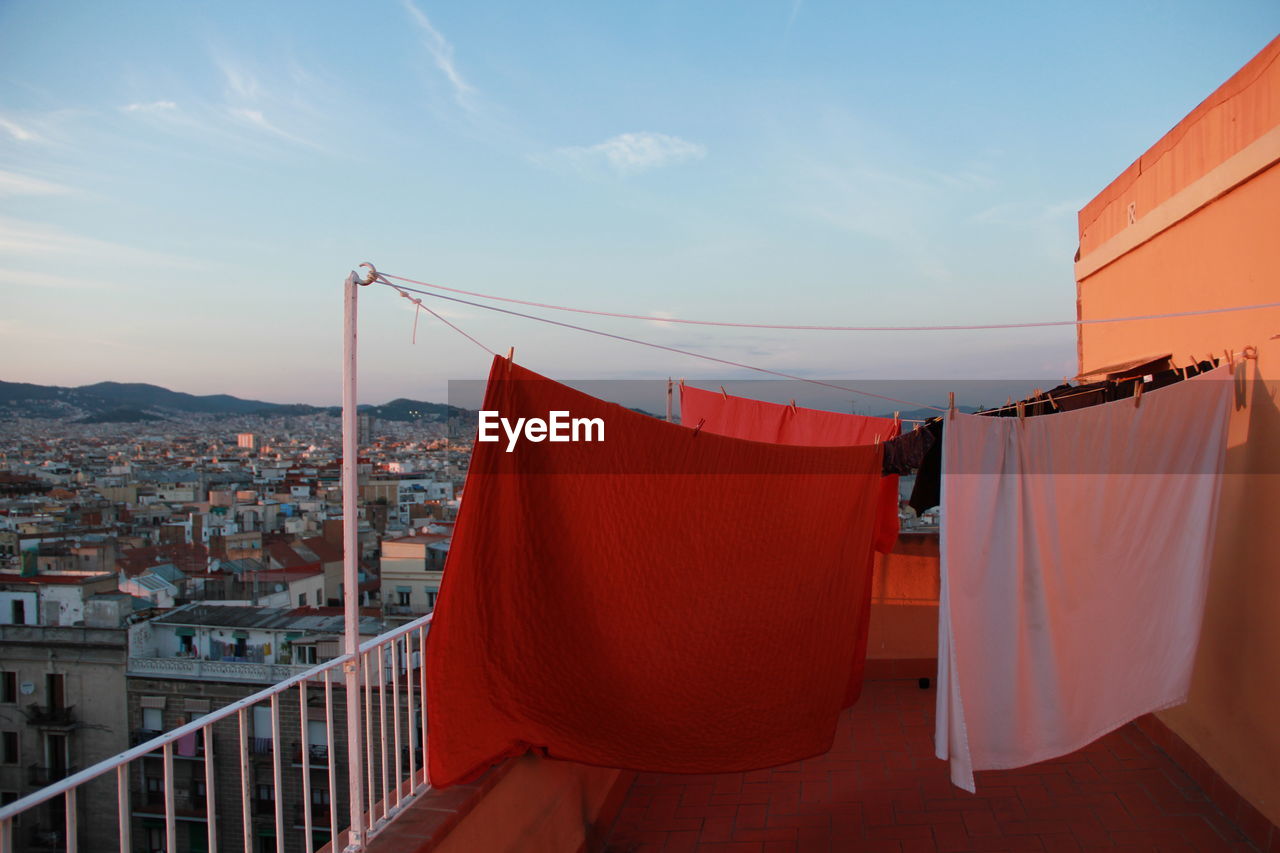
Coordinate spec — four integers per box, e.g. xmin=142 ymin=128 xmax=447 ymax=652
xmin=152 ymin=602 xmax=384 ymax=633
xmin=0 ymin=571 xmax=116 ymax=586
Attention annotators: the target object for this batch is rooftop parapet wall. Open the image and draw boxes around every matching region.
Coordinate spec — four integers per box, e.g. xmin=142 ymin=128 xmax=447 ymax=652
xmin=1073 ymin=34 xmax=1280 ymax=839
xmin=1077 ymin=35 xmax=1280 ymax=260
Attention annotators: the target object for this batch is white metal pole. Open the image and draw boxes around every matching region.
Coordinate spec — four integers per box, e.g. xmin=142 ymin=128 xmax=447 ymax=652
xmin=342 ymin=270 xmax=366 ymax=850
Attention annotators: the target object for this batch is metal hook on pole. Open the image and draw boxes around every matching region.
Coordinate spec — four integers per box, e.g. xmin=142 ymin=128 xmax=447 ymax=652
xmin=358 ymin=262 xmax=378 ymax=286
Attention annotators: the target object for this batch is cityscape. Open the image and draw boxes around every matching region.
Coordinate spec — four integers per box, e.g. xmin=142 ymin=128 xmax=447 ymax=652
xmin=0 ymin=399 xmax=469 ymax=852
xmin=3 ymin=5 xmax=1278 ymax=853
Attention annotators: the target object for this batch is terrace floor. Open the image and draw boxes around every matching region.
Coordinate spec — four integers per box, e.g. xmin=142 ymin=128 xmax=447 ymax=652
xmin=600 ymin=679 xmax=1259 ymax=853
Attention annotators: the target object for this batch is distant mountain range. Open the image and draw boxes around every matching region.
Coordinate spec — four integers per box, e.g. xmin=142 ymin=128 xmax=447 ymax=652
xmin=0 ymin=380 xmax=469 ymax=423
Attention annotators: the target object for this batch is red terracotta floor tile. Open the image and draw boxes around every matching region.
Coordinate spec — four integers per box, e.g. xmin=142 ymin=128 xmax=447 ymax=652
xmin=602 ymin=680 xmax=1262 ymax=853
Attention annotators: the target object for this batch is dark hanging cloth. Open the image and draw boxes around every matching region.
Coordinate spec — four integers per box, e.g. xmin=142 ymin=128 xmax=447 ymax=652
xmin=882 ymin=424 xmax=937 ymax=475
xmin=1146 ymin=367 xmax=1186 ymax=392
xmin=1048 ymin=380 xmax=1112 ymax=411
xmin=906 ymin=419 xmax=944 ymax=515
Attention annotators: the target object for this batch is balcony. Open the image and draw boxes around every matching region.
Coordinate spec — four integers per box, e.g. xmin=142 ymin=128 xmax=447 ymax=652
xmin=23 ymin=703 xmax=76 ymax=728
xmin=128 ymin=654 xmax=315 ymax=684
xmin=600 ymin=680 xmax=1259 ymax=851
xmin=292 ymin=741 xmax=330 ymax=767
xmin=132 ymin=728 xmax=206 ymax=759
xmin=131 ymin=728 xmax=163 ymax=747
xmin=27 ymin=764 xmax=76 ymax=787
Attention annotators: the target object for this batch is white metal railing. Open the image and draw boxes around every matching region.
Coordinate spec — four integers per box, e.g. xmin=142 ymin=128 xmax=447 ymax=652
xmin=0 ymin=612 xmax=433 ymax=853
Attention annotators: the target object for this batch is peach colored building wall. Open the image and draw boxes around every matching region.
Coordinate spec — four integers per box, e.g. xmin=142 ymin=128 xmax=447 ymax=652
xmin=866 ymin=532 xmax=940 ymax=664
xmin=1075 ymin=35 xmax=1280 ymax=828
xmin=434 ymin=756 xmax=625 ymax=853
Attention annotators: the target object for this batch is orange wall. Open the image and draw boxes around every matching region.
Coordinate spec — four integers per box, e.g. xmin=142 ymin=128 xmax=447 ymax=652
xmin=1075 ymin=35 xmax=1280 ymax=828
xmin=435 ymin=755 xmax=623 ymax=853
xmin=866 ymin=532 xmax=939 ymax=662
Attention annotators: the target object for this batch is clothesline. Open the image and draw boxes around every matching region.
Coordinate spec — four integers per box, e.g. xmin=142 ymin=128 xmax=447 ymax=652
xmin=378 ymin=270 xmax=1280 ymax=333
xmin=375 ymin=271 xmax=1260 ymax=425
xmin=375 ymin=278 xmax=949 ymax=413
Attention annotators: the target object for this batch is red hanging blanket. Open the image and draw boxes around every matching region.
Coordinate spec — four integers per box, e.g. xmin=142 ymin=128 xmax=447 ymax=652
xmin=679 ymin=384 xmax=901 ymax=554
xmin=679 ymin=384 xmax=901 ymax=708
xmin=426 ymin=357 xmax=884 ymax=786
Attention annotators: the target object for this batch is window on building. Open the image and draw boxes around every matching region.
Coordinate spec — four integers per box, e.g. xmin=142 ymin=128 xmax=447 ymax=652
xmin=145 ymin=775 xmax=163 ymax=805
xmin=0 ymin=672 xmax=15 ymax=704
xmin=146 ymin=826 xmax=164 ymax=853
xmin=311 ymin=787 xmax=330 ymax=806
xmin=46 ymin=674 xmax=65 ymax=711
xmin=252 ymin=706 xmax=273 ymax=747
xmin=426 ymin=589 xmax=438 ymax=609
xmin=10 ymin=599 xmax=25 ymax=625
xmin=0 ymin=732 xmax=17 ymax=764
xmin=396 ymin=590 xmax=410 ymax=606
xmin=298 ymin=592 xmax=307 ymax=607
xmin=142 ymin=707 xmax=163 ymax=733
xmin=255 ymin=783 xmax=275 ymax=803
xmin=296 ymin=645 xmax=317 ymax=665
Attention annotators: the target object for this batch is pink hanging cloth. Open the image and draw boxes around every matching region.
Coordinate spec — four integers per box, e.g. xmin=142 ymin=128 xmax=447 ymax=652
xmin=426 ymin=357 xmax=885 ymax=787
xmin=936 ymin=367 xmax=1233 ymax=791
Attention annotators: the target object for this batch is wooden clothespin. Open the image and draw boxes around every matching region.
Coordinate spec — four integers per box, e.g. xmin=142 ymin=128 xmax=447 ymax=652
xmin=1225 ymin=349 xmax=1235 ymax=374
xmin=692 ymin=417 xmax=705 ymax=436
xmin=719 ymin=385 xmax=728 ymax=399
xmin=505 ymin=347 xmax=515 ymax=361
xmin=874 ymin=433 xmax=881 ymax=445
xmin=788 ymin=399 xmax=797 ymax=414
xmin=1017 ymin=400 xmax=1026 ymax=423
xmin=1133 ymin=380 xmax=1144 ymax=409
xmin=947 ymin=392 xmax=956 ymax=421
xmin=679 ymin=377 xmax=686 ymax=388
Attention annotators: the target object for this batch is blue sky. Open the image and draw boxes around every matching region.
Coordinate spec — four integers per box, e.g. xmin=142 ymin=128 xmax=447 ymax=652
xmin=2 ymin=1 xmax=1276 ymax=406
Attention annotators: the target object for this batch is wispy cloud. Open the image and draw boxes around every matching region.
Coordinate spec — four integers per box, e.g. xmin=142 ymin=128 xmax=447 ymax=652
xmin=0 ymin=267 xmax=110 ymax=291
xmin=540 ymin=132 xmax=707 ymax=175
xmin=217 ymin=58 xmax=263 ymax=101
xmin=401 ymin=0 xmax=477 ymax=110
xmin=0 ymin=115 xmax=41 ymax=142
xmin=122 ymin=100 xmax=178 ymax=113
xmin=0 ymin=170 xmax=74 ymax=197
xmin=0 ymin=217 xmax=197 ymax=268
xmin=785 ymin=0 xmax=804 ymax=34
xmin=228 ymin=107 xmax=321 ymax=149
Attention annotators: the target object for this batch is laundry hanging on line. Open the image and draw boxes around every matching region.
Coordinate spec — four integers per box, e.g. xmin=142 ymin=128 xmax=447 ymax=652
xmin=934 ymin=365 xmax=1233 ymax=792
xmin=897 ymin=357 xmax=1221 ymax=515
xmin=679 ymin=384 xmax=903 ymax=708
xmin=426 ymin=356 xmax=887 ymax=787
xmin=678 ymin=383 xmax=901 ymax=555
